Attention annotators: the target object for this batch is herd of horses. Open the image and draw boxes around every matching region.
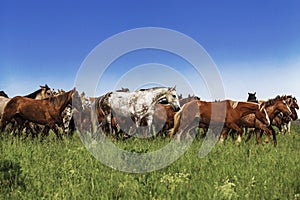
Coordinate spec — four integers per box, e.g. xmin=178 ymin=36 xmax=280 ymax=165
xmin=0 ymin=85 xmax=298 ymax=146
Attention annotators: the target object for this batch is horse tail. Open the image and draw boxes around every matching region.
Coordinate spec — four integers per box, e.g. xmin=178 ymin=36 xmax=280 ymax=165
xmin=0 ymin=97 xmax=20 ymax=130
xmin=169 ymin=106 xmax=183 ymax=137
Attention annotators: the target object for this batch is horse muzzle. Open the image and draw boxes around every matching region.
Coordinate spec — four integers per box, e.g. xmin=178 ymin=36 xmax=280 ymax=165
xmin=171 ymin=104 xmax=181 ymax=112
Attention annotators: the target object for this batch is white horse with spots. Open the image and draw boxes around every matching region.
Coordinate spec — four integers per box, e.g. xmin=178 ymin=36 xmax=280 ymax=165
xmin=99 ymin=87 xmax=181 ymax=137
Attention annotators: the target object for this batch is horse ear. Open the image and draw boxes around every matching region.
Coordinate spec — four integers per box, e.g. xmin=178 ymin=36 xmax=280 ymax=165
xmin=254 ymin=92 xmax=256 ymax=95
xmin=248 ymin=92 xmax=250 ymax=95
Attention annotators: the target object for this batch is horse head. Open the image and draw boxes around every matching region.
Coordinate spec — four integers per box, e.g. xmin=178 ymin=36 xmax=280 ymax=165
xmin=157 ymin=87 xmax=180 ymax=112
xmin=71 ymin=88 xmax=83 ymax=112
xmin=271 ymin=98 xmax=292 ymax=118
xmin=247 ymin=92 xmax=258 ymax=103
xmin=292 ymin=97 xmax=299 ymax=109
xmin=39 ymin=84 xmax=54 ymax=99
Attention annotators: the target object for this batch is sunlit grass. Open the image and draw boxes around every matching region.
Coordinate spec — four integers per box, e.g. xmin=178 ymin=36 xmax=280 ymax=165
xmin=1 ymin=122 xmax=299 ymax=199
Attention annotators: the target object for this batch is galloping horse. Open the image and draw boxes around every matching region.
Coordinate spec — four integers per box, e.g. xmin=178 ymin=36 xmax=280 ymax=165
xmin=243 ymin=96 xmax=292 ymax=145
xmin=170 ymin=100 xmax=270 ymax=142
xmin=0 ymin=88 xmax=82 ymax=139
xmin=96 ymin=87 xmax=181 ymax=137
xmin=272 ymin=95 xmax=298 ymax=134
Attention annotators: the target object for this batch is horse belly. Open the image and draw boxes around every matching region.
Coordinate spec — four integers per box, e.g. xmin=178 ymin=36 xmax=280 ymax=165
xmin=18 ymin=104 xmax=49 ymax=125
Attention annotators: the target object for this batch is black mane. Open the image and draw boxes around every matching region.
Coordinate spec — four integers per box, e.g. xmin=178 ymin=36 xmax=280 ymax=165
xmin=0 ymin=91 xmax=9 ymax=98
xmin=24 ymin=89 xmax=43 ymax=99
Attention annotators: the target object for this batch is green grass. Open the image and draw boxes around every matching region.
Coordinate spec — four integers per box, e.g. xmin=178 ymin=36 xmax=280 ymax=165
xmin=1 ymin=123 xmax=300 ymax=200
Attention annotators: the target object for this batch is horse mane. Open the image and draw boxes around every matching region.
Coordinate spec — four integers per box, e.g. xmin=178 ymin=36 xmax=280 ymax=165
xmin=24 ymin=89 xmax=43 ymax=99
xmin=49 ymin=90 xmax=72 ymax=106
xmin=138 ymin=87 xmax=166 ymax=91
xmin=263 ymin=95 xmax=282 ymax=107
xmin=0 ymin=91 xmax=9 ymax=98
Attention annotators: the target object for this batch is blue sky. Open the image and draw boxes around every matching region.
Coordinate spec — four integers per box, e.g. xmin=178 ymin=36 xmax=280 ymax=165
xmin=1 ymin=1 xmax=300 ymax=102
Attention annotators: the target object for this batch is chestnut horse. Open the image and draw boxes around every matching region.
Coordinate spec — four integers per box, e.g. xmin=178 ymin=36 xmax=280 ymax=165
xmin=0 ymin=89 xmax=82 ymax=139
xmin=0 ymin=85 xmax=54 ymax=135
xmin=170 ymin=100 xmax=270 ymax=142
xmin=243 ymin=96 xmax=292 ymax=146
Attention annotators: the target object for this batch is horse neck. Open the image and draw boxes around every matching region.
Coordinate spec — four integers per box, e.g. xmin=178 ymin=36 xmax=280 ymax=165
xmin=24 ymin=89 xmax=43 ymax=99
xmin=265 ymin=101 xmax=282 ymax=120
xmin=52 ymin=92 xmax=72 ymax=113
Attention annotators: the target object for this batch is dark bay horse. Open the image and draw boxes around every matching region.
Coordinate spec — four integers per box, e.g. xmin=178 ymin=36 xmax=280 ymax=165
xmin=170 ymin=100 xmax=270 ymax=142
xmin=0 ymin=89 xmax=82 ymax=139
xmin=247 ymin=92 xmax=258 ymax=103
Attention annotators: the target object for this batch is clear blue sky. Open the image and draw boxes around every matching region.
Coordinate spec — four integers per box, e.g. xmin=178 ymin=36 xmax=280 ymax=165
xmin=1 ymin=0 xmax=300 ymax=101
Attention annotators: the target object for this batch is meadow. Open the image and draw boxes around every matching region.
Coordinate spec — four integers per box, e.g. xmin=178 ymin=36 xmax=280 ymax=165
xmin=1 ymin=122 xmax=299 ymax=200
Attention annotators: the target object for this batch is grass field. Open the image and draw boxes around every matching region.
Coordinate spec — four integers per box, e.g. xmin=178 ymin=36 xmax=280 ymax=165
xmin=1 ymin=121 xmax=300 ymax=199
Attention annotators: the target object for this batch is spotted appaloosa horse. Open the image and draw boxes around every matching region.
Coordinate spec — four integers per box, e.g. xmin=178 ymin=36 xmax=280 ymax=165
xmin=0 ymin=88 xmax=82 ymax=140
xmin=170 ymin=100 xmax=270 ymax=142
xmin=95 ymin=87 xmax=181 ymax=138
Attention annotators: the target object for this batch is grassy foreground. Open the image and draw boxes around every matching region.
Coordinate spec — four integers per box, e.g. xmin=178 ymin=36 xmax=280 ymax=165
xmin=1 ymin=123 xmax=300 ymax=199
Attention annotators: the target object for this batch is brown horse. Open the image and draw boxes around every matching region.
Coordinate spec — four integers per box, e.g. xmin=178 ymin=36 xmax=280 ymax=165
xmin=170 ymin=100 xmax=270 ymax=142
xmin=243 ymin=96 xmax=292 ymax=145
xmin=0 ymin=85 xmax=54 ymax=136
xmin=152 ymin=104 xmax=176 ymax=135
xmin=0 ymin=88 xmax=82 ymax=139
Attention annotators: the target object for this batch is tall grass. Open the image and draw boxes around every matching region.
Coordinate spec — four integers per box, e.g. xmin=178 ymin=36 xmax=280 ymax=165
xmin=1 ymin=123 xmax=299 ymax=199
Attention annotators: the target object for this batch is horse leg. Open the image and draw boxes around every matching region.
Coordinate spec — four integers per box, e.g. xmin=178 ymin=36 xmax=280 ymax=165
xmin=263 ymin=126 xmax=276 ymax=146
xmin=0 ymin=113 xmax=14 ymax=132
xmin=255 ymin=128 xmax=263 ymax=145
xmin=227 ymin=123 xmax=244 ymax=143
xmin=219 ymin=128 xmax=229 ymax=143
xmin=245 ymin=128 xmax=254 ymax=142
xmin=287 ymin=121 xmax=291 ymax=134
xmin=41 ymin=126 xmax=50 ymax=141
xmin=53 ymin=124 xmax=63 ymax=140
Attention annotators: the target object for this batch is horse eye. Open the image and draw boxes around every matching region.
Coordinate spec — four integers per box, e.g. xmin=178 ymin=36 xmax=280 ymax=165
xmin=172 ymin=95 xmax=176 ymax=98
xmin=159 ymin=98 xmax=168 ymax=104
